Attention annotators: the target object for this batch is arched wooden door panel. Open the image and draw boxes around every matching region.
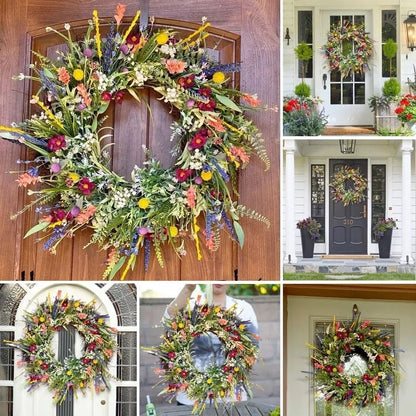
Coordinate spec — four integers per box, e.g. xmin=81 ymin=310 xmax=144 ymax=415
xmin=1 ymin=0 xmax=279 ymax=281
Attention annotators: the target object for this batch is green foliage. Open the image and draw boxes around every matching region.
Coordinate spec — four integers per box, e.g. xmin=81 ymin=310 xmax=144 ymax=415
xmin=376 ymin=126 xmax=413 ymax=136
xmin=382 ymin=39 xmax=397 ymax=59
xmin=294 ymin=82 xmax=311 ymax=98
xmin=294 ymin=41 xmax=313 ymax=61
xmin=199 ymin=284 xmax=280 ymax=296
xmin=270 ymin=407 xmax=281 ymax=416
xmin=382 ymin=78 xmax=400 ymax=97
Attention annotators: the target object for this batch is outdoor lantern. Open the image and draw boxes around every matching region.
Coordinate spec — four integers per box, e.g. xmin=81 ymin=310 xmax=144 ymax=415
xmin=404 ymin=13 xmax=416 ymax=52
xmin=339 ymin=139 xmax=356 ymax=154
xmin=285 ymin=28 xmax=291 ymax=45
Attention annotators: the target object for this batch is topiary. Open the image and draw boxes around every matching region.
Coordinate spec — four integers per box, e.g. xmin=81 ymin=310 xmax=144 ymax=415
xmin=383 ymin=38 xmax=398 ymax=77
xmin=294 ymin=82 xmax=311 ymax=98
xmin=294 ymin=41 xmax=313 ymax=82
xmin=382 ymin=77 xmax=401 ymax=97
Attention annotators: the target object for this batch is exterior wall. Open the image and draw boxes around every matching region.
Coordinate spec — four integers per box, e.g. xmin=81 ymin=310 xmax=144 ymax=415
xmin=139 ymin=296 xmax=280 ymax=413
xmin=282 ymin=139 xmax=416 ymax=260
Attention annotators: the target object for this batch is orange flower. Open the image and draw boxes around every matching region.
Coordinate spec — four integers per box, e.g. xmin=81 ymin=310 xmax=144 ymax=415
xmin=245 ymin=355 xmax=255 ymax=366
xmin=179 ymin=382 xmax=189 ymax=391
xmin=207 ymin=116 xmax=226 ymax=132
xmin=154 ymin=368 xmax=165 ymax=374
xmin=230 ymin=146 xmax=250 ymax=163
xmin=114 ymin=3 xmax=126 ymax=26
xmin=165 ymin=59 xmax=186 ymax=74
xmin=186 ymin=186 xmax=196 ymax=209
xmin=218 ymin=318 xmax=228 ymax=325
xmin=75 ymin=205 xmax=96 ymax=224
xmin=58 ymin=67 xmax=70 ymax=85
xmin=77 ymin=83 xmax=91 ymax=107
xmin=171 ymin=322 xmax=178 ymax=330
xmin=17 ymin=172 xmax=40 ymax=187
xmin=78 ymin=313 xmax=87 ymax=319
xmin=241 ymin=94 xmax=261 ymax=107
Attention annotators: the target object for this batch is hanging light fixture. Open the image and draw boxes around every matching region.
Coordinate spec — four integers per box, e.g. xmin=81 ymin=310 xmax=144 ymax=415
xmin=339 ymin=139 xmax=356 ymax=154
xmin=404 ymin=12 xmax=416 ymax=52
xmin=284 ymin=28 xmax=291 ymax=45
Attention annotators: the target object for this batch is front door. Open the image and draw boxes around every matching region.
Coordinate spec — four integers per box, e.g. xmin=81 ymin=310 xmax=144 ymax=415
xmin=13 ymin=284 xmax=117 ymax=416
xmin=329 ymin=159 xmax=367 ymax=255
xmin=317 ymin=11 xmax=374 ymax=126
xmin=286 ymin=295 xmax=414 ymax=415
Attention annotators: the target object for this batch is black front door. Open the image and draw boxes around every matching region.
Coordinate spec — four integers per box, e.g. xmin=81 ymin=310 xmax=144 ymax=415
xmin=329 ymin=159 xmax=368 ymax=254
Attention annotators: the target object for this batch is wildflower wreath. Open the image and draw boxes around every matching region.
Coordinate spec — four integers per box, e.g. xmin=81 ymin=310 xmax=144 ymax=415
xmin=308 ymin=306 xmax=398 ymax=409
xmin=4 ymin=292 xmax=118 ymax=404
xmin=0 ymin=5 xmax=270 ymax=279
xmin=324 ymin=21 xmax=374 ymax=78
xmin=146 ymin=299 xmax=260 ymax=414
xmin=330 ymin=166 xmax=367 ymax=206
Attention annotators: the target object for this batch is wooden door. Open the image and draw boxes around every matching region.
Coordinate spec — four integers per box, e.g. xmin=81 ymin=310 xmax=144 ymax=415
xmin=0 ymin=0 xmax=279 ymax=281
xmin=329 ymin=159 xmax=367 ymax=255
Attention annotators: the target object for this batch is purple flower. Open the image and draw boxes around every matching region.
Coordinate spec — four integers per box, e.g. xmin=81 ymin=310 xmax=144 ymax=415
xmin=51 ymin=163 xmax=61 ymax=173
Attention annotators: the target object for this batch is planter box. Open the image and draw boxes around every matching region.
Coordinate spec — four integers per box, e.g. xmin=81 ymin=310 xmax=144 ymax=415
xmin=374 ymin=103 xmax=401 ymax=133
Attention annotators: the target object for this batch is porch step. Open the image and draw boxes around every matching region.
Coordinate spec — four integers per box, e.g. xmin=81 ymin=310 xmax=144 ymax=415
xmin=321 ymin=255 xmax=376 ymax=260
xmin=323 ymin=126 xmax=375 ymax=135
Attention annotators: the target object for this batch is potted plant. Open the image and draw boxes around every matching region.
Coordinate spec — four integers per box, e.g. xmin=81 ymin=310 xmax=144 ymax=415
xmin=373 ymin=218 xmax=396 ymax=258
xmin=394 ymin=93 xmax=416 ymax=133
xmin=369 ymin=39 xmax=402 ymax=133
xmin=296 ymin=217 xmax=321 ymax=258
xmin=294 ymin=41 xmax=313 ymax=98
xmin=283 ymin=97 xmax=328 ymax=136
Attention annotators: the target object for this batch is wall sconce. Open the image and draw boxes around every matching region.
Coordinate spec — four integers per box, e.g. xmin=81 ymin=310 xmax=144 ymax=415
xmin=339 ymin=139 xmax=356 ymax=154
xmin=404 ymin=12 xmax=416 ymax=52
xmin=285 ymin=28 xmax=291 ymax=45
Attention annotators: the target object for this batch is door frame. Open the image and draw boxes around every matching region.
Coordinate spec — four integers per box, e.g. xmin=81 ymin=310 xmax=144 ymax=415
xmin=13 ymin=283 xmax=118 ymax=416
xmin=315 ymin=9 xmax=374 ymax=126
xmin=328 ymin=159 xmax=368 ymax=255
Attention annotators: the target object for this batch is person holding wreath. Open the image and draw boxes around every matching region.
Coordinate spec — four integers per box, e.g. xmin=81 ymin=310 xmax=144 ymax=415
xmin=164 ymin=284 xmax=259 ymax=406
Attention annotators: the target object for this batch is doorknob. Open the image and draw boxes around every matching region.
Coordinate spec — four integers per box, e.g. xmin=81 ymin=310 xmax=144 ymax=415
xmin=323 ymin=73 xmax=327 ymax=90
xmin=101 ymin=400 xmax=106 ymax=405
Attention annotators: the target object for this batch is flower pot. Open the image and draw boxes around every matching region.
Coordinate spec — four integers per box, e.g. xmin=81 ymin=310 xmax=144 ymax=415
xmin=300 ymin=228 xmax=315 ymax=258
xmin=378 ymin=228 xmax=393 ymax=258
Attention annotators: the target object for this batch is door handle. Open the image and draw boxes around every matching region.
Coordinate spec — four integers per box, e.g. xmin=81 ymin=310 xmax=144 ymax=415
xmin=323 ymin=73 xmax=327 ymax=90
xmin=101 ymin=400 xmax=106 ymax=405
xmin=361 ymin=205 xmax=367 ymax=218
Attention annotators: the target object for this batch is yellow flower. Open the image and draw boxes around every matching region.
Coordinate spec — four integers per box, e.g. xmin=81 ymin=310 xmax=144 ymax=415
xmin=212 ymin=71 xmax=225 ymax=83
xmin=138 ymin=198 xmax=150 ymax=209
xmin=260 ymin=286 xmax=267 ymax=294
xmin=332 ymin=368 xmax=337 ymax=373
xmin=201 ymin=170 xmax=212 ymax=181
xmin=239 ymin=324 xmax=245 ymax=330
xmin=67 ymin=370 xmax=72 ymax=376
xmin=37 ymin=360 xmax=43 ymax=365
xmin=178 ymin=322 xmax=184 ymax=329
xmin=156 ymin=32 xmax=169 ymax=45
xmin=39 ymin=317 xmax=45 ymax=322
xmin=169 ymin=225 xmax=178 ymax=237
xmin=73 ymin=69 xmax=84 ymax=81
xmin=93 ymin=359 xmax=98 ymax=364
xmin=375 ymin=340 xmax=380 ymax=345
xmin=326 ymin=350 xmax=331 ymax=355
xmin=80 ymin=382 xmax=84 ymax=388
xmin=234 ymin=367 xmax=239 ymax=372
xmin=67 ymin=173 xmax=80 ymax=183
xmin=220 ymin=391 xmax=225 ymax=397
xmin=207 ymin=378 xmax=212 ymax=384
xmin=214 ymin=306 xmax=221 ymax=313
xmin=97 ymin=318 xmax=104 ymax=324
xmin=74 ymin=301 xmax=80 ymax=307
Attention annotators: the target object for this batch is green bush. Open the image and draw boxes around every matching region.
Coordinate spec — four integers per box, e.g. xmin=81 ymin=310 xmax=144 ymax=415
xmin=270 ymin=407 xmax=280 ymax=416
xmin=382 ymin=78 xmax=400 ymax=97
xmin=294 ymin=82 xmax=311 ymax=98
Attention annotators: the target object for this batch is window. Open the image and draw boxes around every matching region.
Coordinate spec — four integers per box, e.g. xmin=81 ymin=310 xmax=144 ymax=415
xmin=371 ymin=165 xmax=386 ymax=243
xmin=311 ymin=165 xmax=325 ymax=243
xmin=382 ymin=10 xmax=397 ymax=78
xmin=298 ymin=11 xmax=313 ymax=78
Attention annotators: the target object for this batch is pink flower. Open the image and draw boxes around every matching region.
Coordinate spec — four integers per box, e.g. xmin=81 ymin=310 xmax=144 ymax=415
xmin=165 ymin=59 xmax=186 ymax=74
xmin=361 ymin=320 xmax=370 ymax=328
xmin=78 ymin=178 xmax=95 ymax=195
xmin=189 ymin=128 xmax=208 ymax=150
xmin=113 ymin=91 xmax=124 ymax=104
xmin=167 ymin=351 xmax=176 ymax=359
xmin=47 ymin=135 xmax=66 ymax=151
xmin=17 ymin=172 xmax=40 ymax=187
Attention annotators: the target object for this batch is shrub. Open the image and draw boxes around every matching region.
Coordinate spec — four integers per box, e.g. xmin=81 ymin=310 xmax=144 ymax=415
xmin=382 ymin=78 xmax=401 ymax=97
xmin=294 ymin=82 xmax=311 ymax=98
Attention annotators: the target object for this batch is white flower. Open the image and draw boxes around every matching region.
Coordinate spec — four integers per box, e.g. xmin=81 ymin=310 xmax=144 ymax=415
xmin=64 ymin=23 xmax=71 ymax=31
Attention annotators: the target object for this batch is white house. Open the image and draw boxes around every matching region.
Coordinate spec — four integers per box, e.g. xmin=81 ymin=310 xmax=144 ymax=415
xmin=282 ymin=1 xmax=416 ymax=270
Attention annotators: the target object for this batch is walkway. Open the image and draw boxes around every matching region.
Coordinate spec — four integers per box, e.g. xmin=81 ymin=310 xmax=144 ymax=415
xmin=284 ymin=256 xmax=416 ymax=275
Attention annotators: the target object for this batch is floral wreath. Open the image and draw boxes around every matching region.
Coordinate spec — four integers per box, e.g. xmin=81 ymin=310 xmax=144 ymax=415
xmin=146 ymin=297 xmax=260 ymax=414
xmin=330 ymin=165 xmax=367 ymax=206
xmin=4 ymin=292 xmax=118 ymax=404
xmin=324 ymin=21 xmax=374 ymax=78
xmin=0 ymin=5 xmax=271 ymax=280
xmin=308 ymin=306 xmax=399 ymax=409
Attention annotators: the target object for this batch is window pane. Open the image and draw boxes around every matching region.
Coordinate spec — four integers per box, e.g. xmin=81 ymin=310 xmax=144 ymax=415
xmin=0 ymin=332 xmax=14 ymax=381
xmin=297 ymin=11 xmax=313 ymax=78
xmin=106 ymin=284 xmax=137 ymax=326
xmin=311 ymin=165 xmax=325 ymax=243
xmin=116 ymin=387 xmax=137 ymax=416
xmin=382 ymin=10 xmax=397 ymax=77
xmin=342 ymin=83 xmax=353 ymax=104
xmin=372 ymin=165 xmax=386 ymax=243
xmin=0 ymin=284 xmax=26 ymax=326
xmin=117 ymin=332 xmax=137 ymax=381
xmin=355 ymin=84 xmax=365 ymax=104
xmin=0 ymin=387 xmax=12 ymax=416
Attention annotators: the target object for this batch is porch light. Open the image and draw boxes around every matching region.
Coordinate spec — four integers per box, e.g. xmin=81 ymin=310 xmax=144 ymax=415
xmin=339 ymin=139 xmax=356 ymax=154
xmin=404 ymin=12 xmax=416 ymax=52
xmin=285 ymin=28 xmax=291 ymax=45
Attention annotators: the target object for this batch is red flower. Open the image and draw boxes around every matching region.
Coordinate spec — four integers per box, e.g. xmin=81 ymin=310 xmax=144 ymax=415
xmin=126 ymin=33 xmax=141 ymax=45
xmin=41 ymin=362 xmax=49 ymax=370
xmin=29 ymin=345 xmax=37 ymax=352
xmin=167 ymin=351 xmax=176 ymax=359
xmin=114 ymin=91 xmax=124 ymax=104
xmin=78 ymin=178 xmax=95 ymax=195
xmin=325 ymin=365 xmax=332 ymax=373
xmin=50 ymin=208 xmax=67 ymax=223
xmin=407 ymin=113 xmax=413 ymax=120
xmin=101 ymin=91 xmax=112 ymax=101
xmin=197 ymin=87 xmax=216 ymax=111
xmin=178 ymin=74 xmax=195 ymax=89
xmin=228 ymin=350 xmax=238 ymax=358
xmin=88 ymin=343 xmax=96 ymax=351
xmin=180 ymin=370 xmax=188 ymax=378
xmin=48 ymin=135 xmax=66 ymax=151
xmin=189 ymin=129 xmax=208 ymax=150
xmin=336 ymin=381 xmax=342 ymax=387
xmin=175 ymin=168 xmax=193 ymax=182
xmin=395 ymin=106 xmax=404 ymax=114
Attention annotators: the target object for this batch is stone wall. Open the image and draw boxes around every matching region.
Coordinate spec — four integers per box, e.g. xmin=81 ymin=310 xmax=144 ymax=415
xmin=139 ymin=296 xmax=280 ymax=413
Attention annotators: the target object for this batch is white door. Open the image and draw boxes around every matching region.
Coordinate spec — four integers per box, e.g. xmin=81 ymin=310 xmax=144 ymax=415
xmin=316 ymin=11 xmax=374 ymax=126
xmin=13 ymin=284 xmax=117 ymax=416
xmin=286 ymin=296 xmax=415 ymax=415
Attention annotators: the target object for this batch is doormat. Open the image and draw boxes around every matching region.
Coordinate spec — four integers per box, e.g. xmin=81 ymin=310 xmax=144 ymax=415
xmin=321 ymin=255 xmax=375 ymax=260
